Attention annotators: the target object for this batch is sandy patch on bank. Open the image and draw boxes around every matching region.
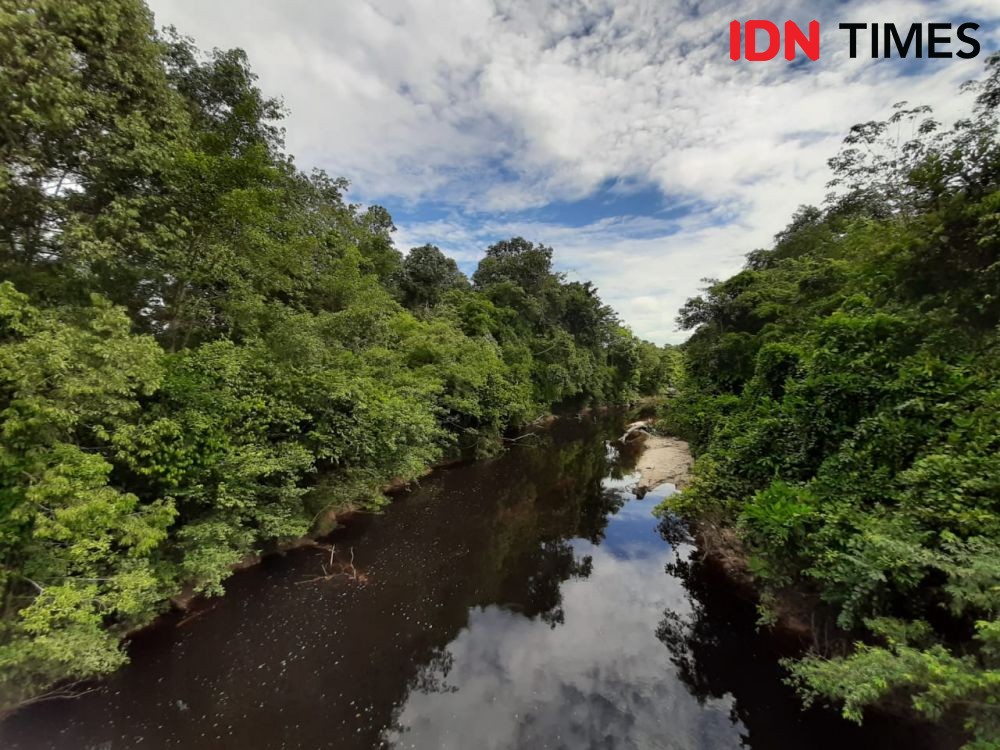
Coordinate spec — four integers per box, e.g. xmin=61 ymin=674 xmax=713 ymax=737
xmin=634 ymin=436 xmax=692 ymax=495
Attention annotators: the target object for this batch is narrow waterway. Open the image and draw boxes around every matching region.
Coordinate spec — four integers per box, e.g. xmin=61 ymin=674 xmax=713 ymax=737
xmin=1 ymin=414 xmax=951 ymax=749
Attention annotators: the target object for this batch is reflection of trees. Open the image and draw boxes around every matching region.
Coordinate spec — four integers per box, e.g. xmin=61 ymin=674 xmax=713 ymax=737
xmin=614 ymin=436 xmax=645 ymax=475
xmin=381 ymin=412 xmax=645 ymax=745
xmin=523 ymin=542 xmax=593 ymax=627
xmin=482 ymin=414 xmax=650 ymax=624
xmin=656 ymin=549 xmax=783 ymax=719
xmin=656 ymin=512 xmax=693 ymax=549
xmin=482 ymin=417 xmax=623 ymax=599
xmin=575 ymin=484 xmax=630 ymax=544
xmin=410 ymin=648 xmax=458 ymax=695
xmin=654 ymin=571 xmax=720 ymax=706
xmin=653 ymin=553 xmax=920 ymax=749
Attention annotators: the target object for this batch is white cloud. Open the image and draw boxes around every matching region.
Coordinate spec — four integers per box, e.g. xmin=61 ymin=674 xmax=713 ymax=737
xmin=146 ymin=0 xmax=1000 ymax=342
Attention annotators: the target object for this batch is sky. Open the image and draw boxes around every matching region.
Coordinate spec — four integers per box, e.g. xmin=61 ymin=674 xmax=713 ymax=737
xmin=146 ymin=0 xmax=1000 ymax=343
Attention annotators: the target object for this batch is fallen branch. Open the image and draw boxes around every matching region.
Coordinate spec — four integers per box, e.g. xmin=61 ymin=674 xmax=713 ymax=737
xmin=298 ymin=545 xmax=367 ymax=585
xmin=3 ymin=682 xmax=101 ymax=717
xmin=176 ymin=603 xmax=218 ymax=628
xmin=502 ymin=432 xmax=539 ymax=443
xmin=618 ymin=419 xmax=653 ymax=443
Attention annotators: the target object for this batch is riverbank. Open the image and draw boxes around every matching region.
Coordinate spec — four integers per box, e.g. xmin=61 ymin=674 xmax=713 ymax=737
xmin=633 ymin=434 xmax=767 ymax=611
xmin=636 ymin=434 xmax=964 ymax=750
xmin=148 ymin=408 xmax=614 ymax=619
xmin=636 ymin=434 xmax=813 ymax=638
xmin=633 ymin=435 xmax=693 ymax=495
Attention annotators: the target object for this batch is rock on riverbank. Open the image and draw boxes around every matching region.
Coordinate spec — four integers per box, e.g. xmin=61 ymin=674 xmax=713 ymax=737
xmin=634 ymin=436 xmax=692 ymax=496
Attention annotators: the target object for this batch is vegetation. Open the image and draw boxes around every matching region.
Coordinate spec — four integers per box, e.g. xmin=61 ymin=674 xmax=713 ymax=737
xmin=656 ymin=56 xmax=1000 ymax=747
xmin=0 ymin=0 xmax=678 ymax=710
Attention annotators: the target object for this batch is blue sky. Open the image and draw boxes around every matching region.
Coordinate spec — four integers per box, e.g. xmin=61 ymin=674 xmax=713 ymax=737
xmin=147 ymin=0 xmax=1000 ymax=342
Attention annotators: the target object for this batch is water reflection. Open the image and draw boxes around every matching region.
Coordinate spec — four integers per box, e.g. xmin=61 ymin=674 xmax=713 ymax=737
xmin=652 ymin=533 xmax=957 ymax=750
xmin=0 ymin=415 xmax=953 ymax=750
xmin=384 ymin=486 xmax=748 ymax=750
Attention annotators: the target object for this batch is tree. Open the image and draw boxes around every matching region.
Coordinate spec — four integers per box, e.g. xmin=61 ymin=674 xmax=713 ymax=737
xmin=0 ymin=0 xmax=186 ymax=297
xmin=472 ymin=237 xmax=555 ymax=294
xmin=0 ymin=283 xmax=172 ymax=706
xmin=398 ymin=244 xmax=469 ymax=310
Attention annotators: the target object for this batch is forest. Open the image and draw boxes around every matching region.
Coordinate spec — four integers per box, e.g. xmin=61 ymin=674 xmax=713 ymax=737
xmin=658 ymin=57 xmax=1000 ymax=747
xmin=0 ymin=0 xmax=676 ymax=709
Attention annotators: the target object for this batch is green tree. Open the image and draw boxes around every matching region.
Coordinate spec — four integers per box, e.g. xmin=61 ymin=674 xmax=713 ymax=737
xmin=0 ymin=283 xmax=173 ymax=706
xmin=473 ymin=237 xmax=555 ymax=295
xmin=398 ymin=244 xmax=469 ymax=310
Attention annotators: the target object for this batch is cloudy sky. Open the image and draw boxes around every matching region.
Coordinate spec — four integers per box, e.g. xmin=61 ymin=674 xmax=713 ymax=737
xmin=146 ymin=0 xmax=1000 ymax=343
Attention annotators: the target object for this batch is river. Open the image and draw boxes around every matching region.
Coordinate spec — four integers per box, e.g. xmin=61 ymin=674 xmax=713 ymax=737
xmin=0 ymin=413 xmax=952 ymax=749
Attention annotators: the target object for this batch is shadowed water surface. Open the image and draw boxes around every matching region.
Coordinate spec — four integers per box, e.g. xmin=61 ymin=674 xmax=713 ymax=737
xmin=1 ymin=414 xmax=954 ymax=749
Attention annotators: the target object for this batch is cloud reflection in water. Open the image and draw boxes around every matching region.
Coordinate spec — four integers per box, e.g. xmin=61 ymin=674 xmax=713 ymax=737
xmin=384 ymin=485 xmax=747 ymax=750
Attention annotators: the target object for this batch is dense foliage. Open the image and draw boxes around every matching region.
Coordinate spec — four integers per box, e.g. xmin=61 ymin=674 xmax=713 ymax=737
xmin=0 ymin=0 xmax=678 ymax=709
xmin=657 ymin=57 xmax=1000 ymax=747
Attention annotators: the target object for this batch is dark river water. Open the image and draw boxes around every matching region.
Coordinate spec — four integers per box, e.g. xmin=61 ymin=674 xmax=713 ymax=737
xmin=1 ymin=414 xmax=953 ymax=749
